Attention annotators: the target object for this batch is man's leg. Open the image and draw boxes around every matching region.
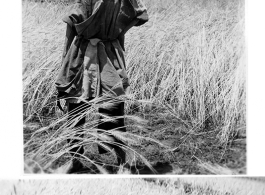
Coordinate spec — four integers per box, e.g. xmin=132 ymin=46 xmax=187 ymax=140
xmin=66 ymin=101 xmax=90 ymax=173
xmin=98 ymin=101 xmax=127 ymax=165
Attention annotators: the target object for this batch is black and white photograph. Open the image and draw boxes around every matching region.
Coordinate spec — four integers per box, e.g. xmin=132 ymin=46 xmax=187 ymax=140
xmin=4 ymin=0 xmax=265 ymax=194
xmin=22 ymin=0 xmax=246 ymax=174
xmin=2 ymin=0 xmax=265 ymax=193
xmin=1 ymin=177 xmax=265 ymax=195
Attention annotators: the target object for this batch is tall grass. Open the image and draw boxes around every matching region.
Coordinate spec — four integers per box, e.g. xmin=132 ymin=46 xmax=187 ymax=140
xmin=23 ymin=0 xmax=245 ymax=172
xmin=125 ymin=0 xmax=245 ymax=142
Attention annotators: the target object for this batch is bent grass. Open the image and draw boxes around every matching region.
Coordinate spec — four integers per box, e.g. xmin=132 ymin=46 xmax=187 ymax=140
xmin=23 ymin=0 xmax=246 ymax=173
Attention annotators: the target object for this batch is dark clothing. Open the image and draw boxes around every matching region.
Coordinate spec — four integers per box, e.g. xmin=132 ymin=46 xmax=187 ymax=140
xmin=55 ymin=0 xmax=149 ymax=101
xmin=67 ymin=101 xmax=88 ymax=156
xmin=97 ymin=101 xmax=126 ymax=154
xmin=67 ymin=101 xmax=126 ymax=163
xmin=55 ymin=0 xmax=149 ymax=166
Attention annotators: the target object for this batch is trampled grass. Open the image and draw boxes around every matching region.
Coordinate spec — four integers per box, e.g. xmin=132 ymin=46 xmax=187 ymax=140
xmin=23 ymin=0 xmax=246 ymax=173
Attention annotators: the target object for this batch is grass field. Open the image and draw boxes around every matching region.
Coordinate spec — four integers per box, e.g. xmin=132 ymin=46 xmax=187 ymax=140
xmin=23 ymin=0 xmax=246 ymax=174
xmin=1 ymin=177 xmax=264 ymax=195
